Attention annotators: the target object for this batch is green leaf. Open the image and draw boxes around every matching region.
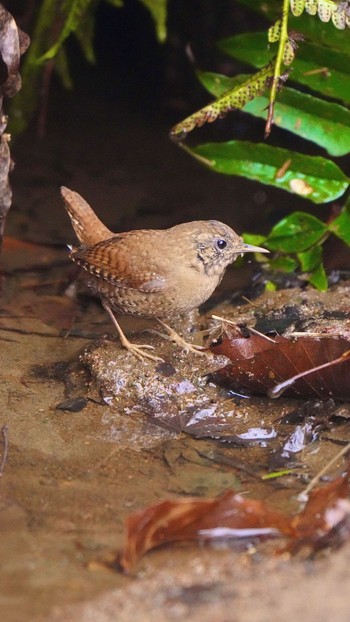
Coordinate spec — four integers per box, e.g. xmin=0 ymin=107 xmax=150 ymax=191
xmin=329 ymin=200 xmax=350 ymax=245
xmin=36 ymin=0 xmax=95 ymax=64
xmin=309 ymin=262 xmax=328 ymax=290
xmin=266 ymin=212 xmax=328 ymax=252
xmin=198 ymin=71 xmax=350 ymax=157
xmin=218 ymin=32 xmax=350 ymax=104
xmin=243 ymin=233 xmax=267 ymax=247
xmin=184 ymin=141 xmax=349 ymax=204
xmin=297 ymin=244 xmax=323 ymax=271
xmin=270 ymin=256 xmax=299 ymax=271
xmin=139 ymin=0 xmax=167 ymax=42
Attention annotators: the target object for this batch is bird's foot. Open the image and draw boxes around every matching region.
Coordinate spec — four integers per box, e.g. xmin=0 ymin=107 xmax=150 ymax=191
xmin=102 ymin=300 xmax=164 ymax=362
xmin=119 ymin=335 xmax=164 ymax=363
xmin=154 ymin=319 xmax=207 ymax=356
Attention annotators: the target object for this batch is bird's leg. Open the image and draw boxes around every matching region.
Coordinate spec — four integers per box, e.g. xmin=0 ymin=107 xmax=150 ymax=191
xmin=102 ymin=301 xmax=164 ymax=362
xmin=154 ymin=319 xmax=206 ymax=355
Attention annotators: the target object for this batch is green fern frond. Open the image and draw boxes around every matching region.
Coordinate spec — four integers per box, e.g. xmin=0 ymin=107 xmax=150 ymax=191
xmin=170 ymin=60 xmax=275 ymax=140
xmin=290 ymin=0 xmax=350 ymax=29
xmin=268 ymin=20 xmax=282 ymax=42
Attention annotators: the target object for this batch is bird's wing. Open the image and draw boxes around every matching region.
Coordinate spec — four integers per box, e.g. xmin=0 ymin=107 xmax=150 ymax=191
xmin=70 ymin=234 xmax=167 ymax=293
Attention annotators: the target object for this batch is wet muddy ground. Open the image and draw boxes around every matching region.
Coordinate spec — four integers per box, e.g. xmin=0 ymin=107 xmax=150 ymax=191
xmin=1 ymin=74 xmax=350 ymax=620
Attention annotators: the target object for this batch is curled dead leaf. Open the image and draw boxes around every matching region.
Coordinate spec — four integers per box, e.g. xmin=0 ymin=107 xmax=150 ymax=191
xmin=118 ymin=468 xmax=350 ymax=572
xmin=118 ymin=490 xmax=292 ymax=572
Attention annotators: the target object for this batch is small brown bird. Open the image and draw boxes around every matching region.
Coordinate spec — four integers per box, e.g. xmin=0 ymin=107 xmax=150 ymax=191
xmin=61 ymin=187 xmax=268 ymax=361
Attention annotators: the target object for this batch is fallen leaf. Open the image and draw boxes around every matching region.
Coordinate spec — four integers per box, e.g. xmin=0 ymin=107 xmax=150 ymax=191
xmin=290 ymin=471 xmax=350 ymax=553
xmin=119 ymin=491 xmax=292 ymax=572
xmin=118 ymin=468 xmax=350 ymax=572
xmin=211 ymin=331 xmax=350 ymax=400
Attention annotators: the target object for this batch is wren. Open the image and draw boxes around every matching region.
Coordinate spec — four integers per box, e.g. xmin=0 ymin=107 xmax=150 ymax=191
xmin=61 ymin=186 xmax=268 ymax=361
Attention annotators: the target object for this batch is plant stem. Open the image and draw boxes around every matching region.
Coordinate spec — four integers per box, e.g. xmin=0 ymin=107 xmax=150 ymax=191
xmin=265 ymin=0 xmax=290 ymax=138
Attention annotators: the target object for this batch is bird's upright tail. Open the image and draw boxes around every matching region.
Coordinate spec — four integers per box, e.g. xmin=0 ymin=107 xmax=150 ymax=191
xmin=60 ymin=186 xmax=113 ymax=247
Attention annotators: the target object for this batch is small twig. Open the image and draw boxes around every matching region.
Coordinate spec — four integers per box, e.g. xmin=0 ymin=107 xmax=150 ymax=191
xmin=211 ymin=314 xmax=234 ymax=324
xmin=303 ymin=67 xmax=330 ymax=77
xmin=269 ymin=349 xmax=350 ymax=398
xmin=290 ymin=332 xmax=342 ymax=338
xmin=211 ymin=315 xmax=276 ymax=342
xmin=298 ymin=441 xmax=350 ymax=502
xmin=244 ymin=325 xmax=276 ymax=343
xmin=0 ymin=425 xmax=9 ymax=477
xmin=275 ymin=158 xmax=291 ymax=179
xmin=241 ymin=296 xmax=259 ymax=308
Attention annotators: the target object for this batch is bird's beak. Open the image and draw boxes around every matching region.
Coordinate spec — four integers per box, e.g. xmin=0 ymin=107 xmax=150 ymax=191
xmin=239 ymin=243 xmax=269 ymax=254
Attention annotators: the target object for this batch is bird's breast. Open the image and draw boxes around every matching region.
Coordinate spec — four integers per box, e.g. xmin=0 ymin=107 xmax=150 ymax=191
xmin=88 ymin=264 xmax=221 ymax=319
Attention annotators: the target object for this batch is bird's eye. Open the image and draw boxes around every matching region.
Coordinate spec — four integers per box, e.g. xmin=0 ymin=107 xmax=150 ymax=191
xmin=215 ymin=239 xmax=227 ymax=251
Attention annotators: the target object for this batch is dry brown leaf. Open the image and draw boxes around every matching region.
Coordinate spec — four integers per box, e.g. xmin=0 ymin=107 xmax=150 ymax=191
xmin=118 ymin=469 xmax=350 ymax=572
xmin=211 ymin=332 xmax=350 ymax=400
xmin=119 ymin=491 xmax=292 ymax=572
xmin=292 ymin=471 xmax=350 ymax=541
